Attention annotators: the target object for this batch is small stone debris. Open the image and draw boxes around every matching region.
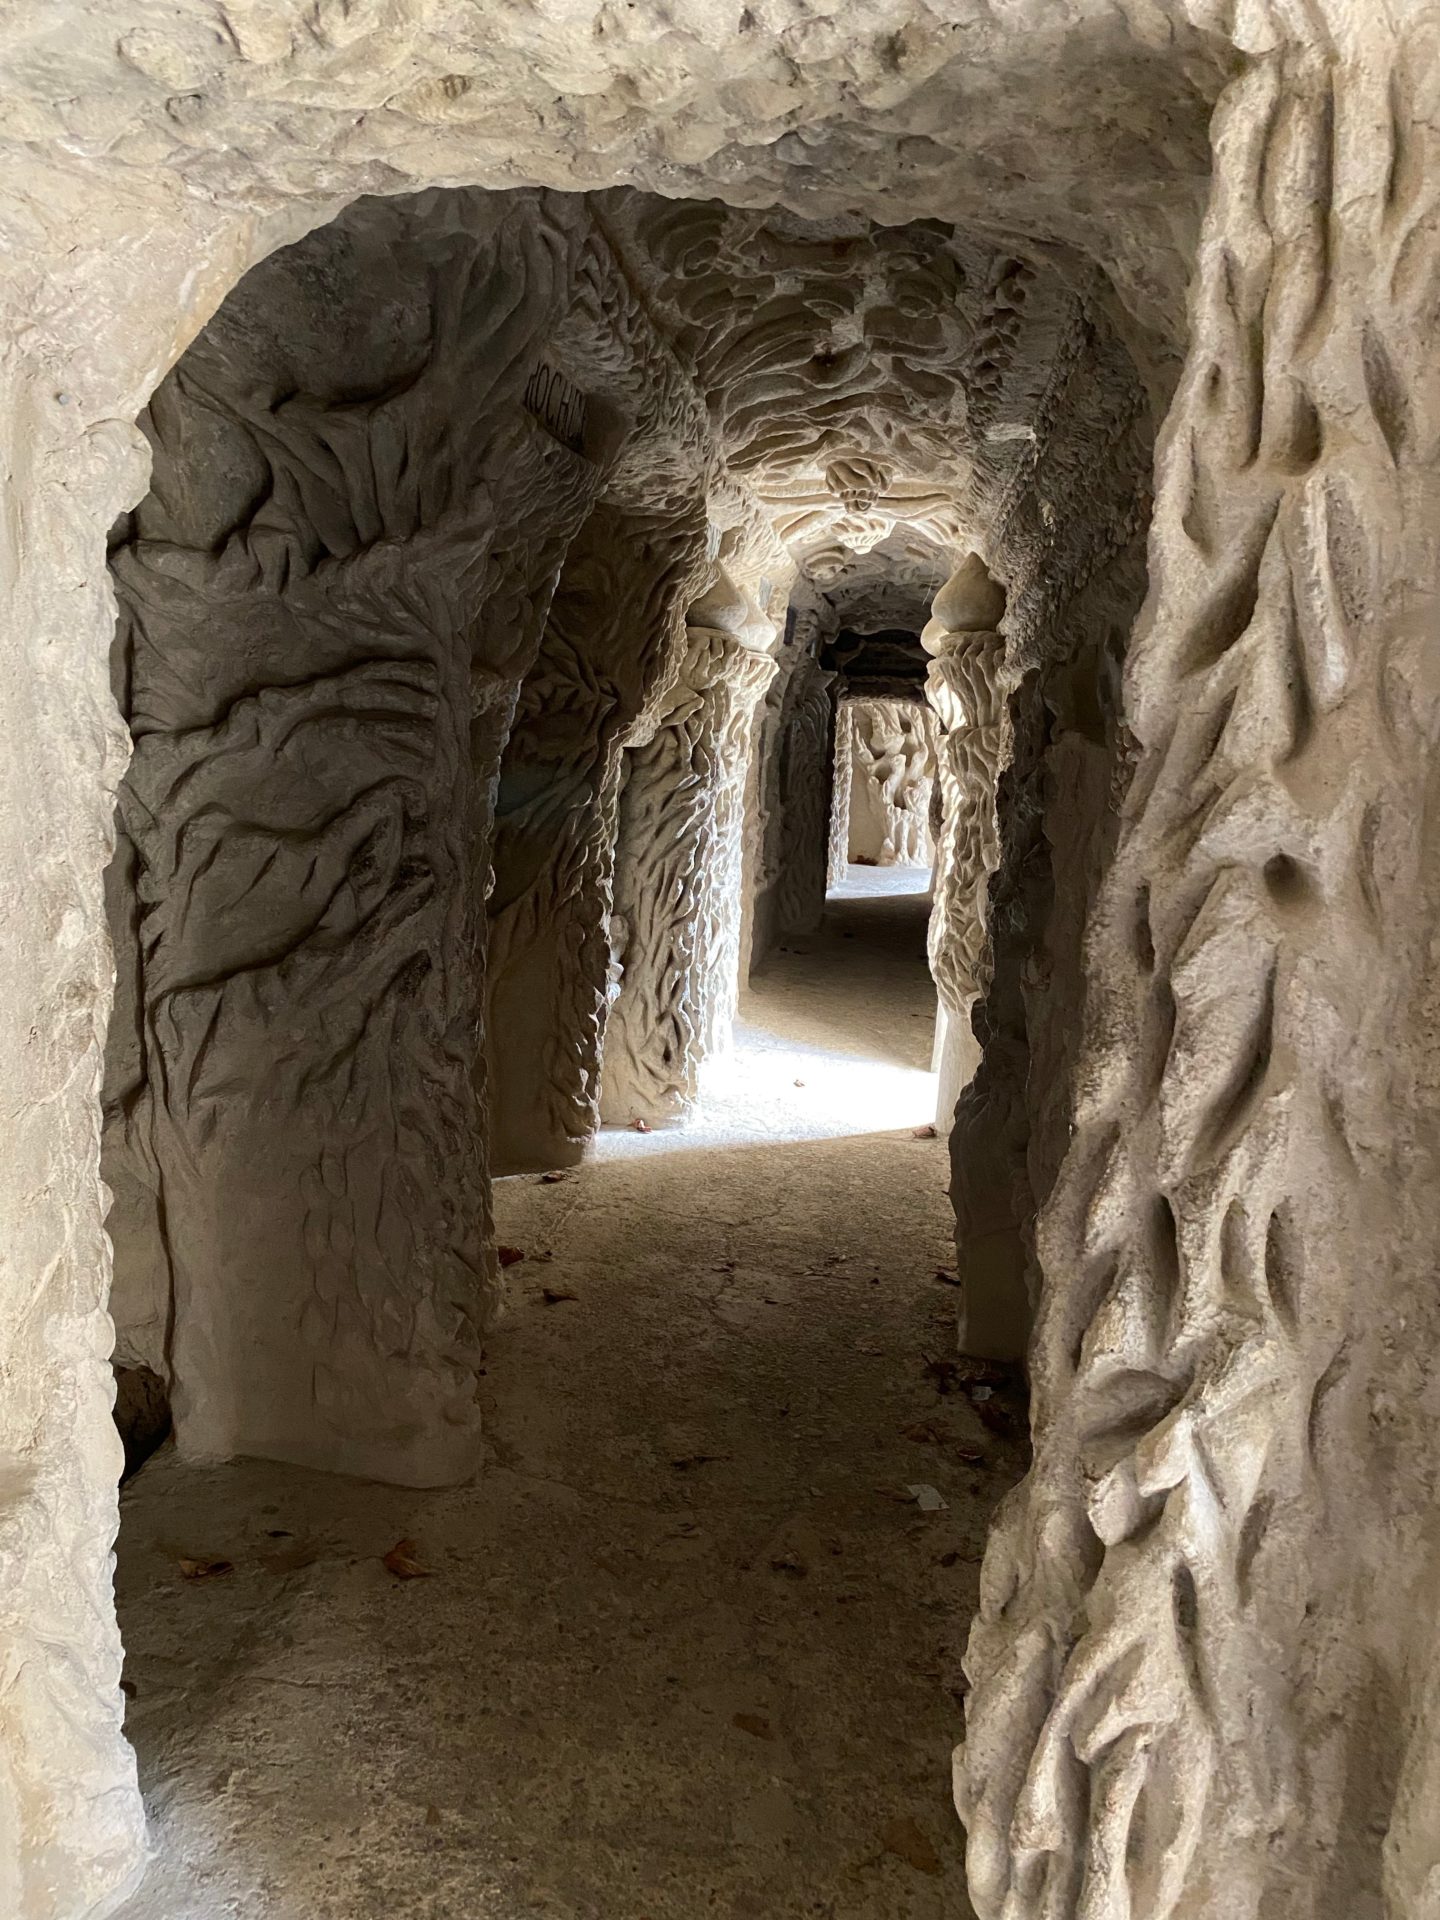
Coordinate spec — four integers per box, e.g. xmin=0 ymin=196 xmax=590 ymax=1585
xmin=912 ymin=1123 xmax=937 ymax=1139
xmin=542 ymin=1287 xmax=579 ymax=1305
xmin=497 ymin=1245 xmax=525 ymax=1267
xmin=933 ymin=1266 xmax=961 ymax=1286
xmin=769 ymin=1550 xmax=808 ymax=1577
xmin=793 ymin=1077 xmax=806 ymax=1087
xmin=670 ymin=1452 xmax=729 ymax=1470
xmin=632 ymin=1118 xmax=652 ymax=1133
xmin=538 ymin=1169 xmax=569 ymax=1184
xmin=907 ymin=1483 xmax=948 ymax=1511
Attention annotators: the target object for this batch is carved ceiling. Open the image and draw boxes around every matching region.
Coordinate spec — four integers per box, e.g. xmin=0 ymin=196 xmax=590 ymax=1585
xmin=596 ymin=190 xmax=1100 ymax=632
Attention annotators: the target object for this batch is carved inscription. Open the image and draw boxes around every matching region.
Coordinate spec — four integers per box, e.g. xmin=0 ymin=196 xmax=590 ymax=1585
xmin=524 ymin=360 xmax=590 ymax=456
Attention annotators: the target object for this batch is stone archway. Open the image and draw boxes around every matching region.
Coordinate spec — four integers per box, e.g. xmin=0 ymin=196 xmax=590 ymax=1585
xmin=2 ymin=8 xmax=1435 ymax=1918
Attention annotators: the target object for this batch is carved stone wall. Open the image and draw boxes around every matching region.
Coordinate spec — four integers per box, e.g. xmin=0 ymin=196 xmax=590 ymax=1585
xmin=826 ymin=702 xmax=857 ymax=892
xmin=486 ymin=501 xmax=713 ymax=1168
xmin=945 ymin=265 xmax=1156 ymax=1362
xmin=601 ymin=608 xmax=776 ymax=1126
xmin=0 ymin=7 xmax=1427 ymax=1916
xmin=747 ymin=602 xmax=839 ymax=972
xmin=922 ymin=557 xmax=1010 ymax=1136
xmin=959 ymin=36 xmax=1440 ymax=1916
xmin=843 ymin=695 xmax=937 ymax=867
xmin=101 ymin=189 xmax=607 ymax=1487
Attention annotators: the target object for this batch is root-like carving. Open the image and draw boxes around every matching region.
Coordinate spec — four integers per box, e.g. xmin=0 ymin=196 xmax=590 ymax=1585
xmin=958 ymin=46 xmax=1431 ymax=1914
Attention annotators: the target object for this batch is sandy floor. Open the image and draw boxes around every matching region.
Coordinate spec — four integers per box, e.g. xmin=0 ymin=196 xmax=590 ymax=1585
xmin=112 ymin=868 xmax=1026 ymax=1920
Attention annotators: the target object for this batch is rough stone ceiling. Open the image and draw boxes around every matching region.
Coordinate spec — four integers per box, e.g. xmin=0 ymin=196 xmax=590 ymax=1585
xmin=3 ymin=2 xmax=1233 ymax=406
xmin=595 ymin=190 xmax=1096 ymax=628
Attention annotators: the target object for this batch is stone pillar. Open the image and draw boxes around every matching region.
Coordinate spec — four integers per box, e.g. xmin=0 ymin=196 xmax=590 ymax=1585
xmin=772 ymin=643 xmax=837 ymax=941
xmin=601 ymin=615 xmax=776 ymax=1127
xmin=826 ymin=701 xmax=856 ymax=891
xmin=486 ymin=502 xmax=710 ymax=1169
xmin=101 ymin=195 xmax=600 ymax=1488
xmin=923 ymin=556 xmax=1009 ymax=1137
xmin=958 ymin=41 xmax=1440 ymax=1917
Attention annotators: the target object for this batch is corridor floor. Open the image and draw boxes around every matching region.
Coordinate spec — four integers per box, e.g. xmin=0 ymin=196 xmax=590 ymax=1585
xmin=112 ymin=869 xmax=1027 ymax=1920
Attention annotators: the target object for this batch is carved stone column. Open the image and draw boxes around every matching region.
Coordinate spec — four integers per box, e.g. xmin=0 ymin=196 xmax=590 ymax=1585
xmin=102 ymin=192 xmax=600 ymax=1488
xmin=486 ymin=501 xmax=711 ymax=1169
xmin=601 ymin=608 xmax=777 ymax=1127
xmin=772 ymin=642 xmax=837 ymax=942
xmin=959 ymin=41 xmax=1440 ymax=1917
xmin=826 ymin=700 xmax=857 ymax=891
xmin=922 ymin=556 xmax=1009 ymax=1137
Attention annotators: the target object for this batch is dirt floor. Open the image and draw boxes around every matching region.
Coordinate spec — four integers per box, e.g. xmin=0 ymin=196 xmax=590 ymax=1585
xmin=112 ymin=869 xmax=1027 ymax=1919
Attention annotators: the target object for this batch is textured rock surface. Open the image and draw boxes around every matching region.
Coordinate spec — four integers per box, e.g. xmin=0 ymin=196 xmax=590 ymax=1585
xmin=842 ymin=697 xmax=938 ymax=870
xmin=0 ymin=4 xmax=1430 ymax=1918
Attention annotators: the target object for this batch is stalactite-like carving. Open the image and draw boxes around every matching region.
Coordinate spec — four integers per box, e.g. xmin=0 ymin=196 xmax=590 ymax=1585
xmin=923 ymin=555 xmax=1009 ymax=1135
xmin=958 ymin=45 xmax=1435 ymax=1915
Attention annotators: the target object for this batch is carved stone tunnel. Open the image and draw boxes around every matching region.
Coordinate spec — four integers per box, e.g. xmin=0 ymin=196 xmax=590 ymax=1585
xmin=3 ymin=5 xmax=1438 ymax=1918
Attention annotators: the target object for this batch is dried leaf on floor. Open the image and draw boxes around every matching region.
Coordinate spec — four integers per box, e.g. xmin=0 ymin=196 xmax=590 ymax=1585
xmin=538 ymin=1170 xmax=569 ymax=1184
xmin=178 ymin=1555 xmax=233 ymax=1580
xmin=632 ymin=1118 xmax=651 ymax=1133
xmin=383 ymin=1539 xmax=432 ymax=1580
xmin=670 ymin=1452 xmax=730 ymax=1470
xmin=497 ymin=1245 xmax=525 ymax=1267
xmin=424 ymin=1804 xmax=443 ymax=1827
xmin=733 ymin=1712 xmax=774 ymax=1740
xmin=902 ymin=1421 xmax=945 ymax=1445
xmin=880 ymin=1815 xmax=942 ymax=1875
xmin=542 ymin=1287 xmax=578 ymax=1305
xmin=912 ymin=1123 xmax=937 ymax=1139
xmin=956 ymin=1443 xmax=985 ymax=1465
xmin=769 ymin=1551 xmax=807 ymax=1577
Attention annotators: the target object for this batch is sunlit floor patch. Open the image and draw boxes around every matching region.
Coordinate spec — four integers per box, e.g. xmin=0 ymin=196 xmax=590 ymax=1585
xmin=596 ymin=863 xmax=939 ymax=1156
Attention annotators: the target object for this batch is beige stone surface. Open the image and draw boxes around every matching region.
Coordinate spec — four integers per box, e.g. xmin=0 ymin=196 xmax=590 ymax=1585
xmin=109 ymin=880 xmax=1026 ymax=1920
xmin=0 ymin=3 xmax=1432 ymax=1918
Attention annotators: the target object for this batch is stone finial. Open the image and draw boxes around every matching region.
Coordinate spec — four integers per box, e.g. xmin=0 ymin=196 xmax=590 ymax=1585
xmin=921 ymin=552 xmax=1006 ymax=653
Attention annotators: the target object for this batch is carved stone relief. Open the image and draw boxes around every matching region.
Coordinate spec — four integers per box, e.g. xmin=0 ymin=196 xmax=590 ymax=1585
xmin=921 ymin=556 xmax=1010 ymax=1142
xmin=2 ymin=10 xmax=1431 ymax=1916
xmin=102 ymin=189 xmax=607 ymax=1486
xmin=485 ymin=501 xmax=714 ymax=1169
xmin=844 ymin=696 xmax=937 ymax=868
xmin=600 ymin=589 xmax=777 ymax=1124
xmin=748 ymin=602 xmax=839 ymax=970
xmin=958 ymin=40 xmax=1440 ymax=1915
